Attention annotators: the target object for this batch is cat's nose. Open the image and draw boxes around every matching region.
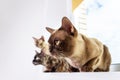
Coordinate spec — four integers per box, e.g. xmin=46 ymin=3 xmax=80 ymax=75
xmin=32 ymin=60 xmax=37 ymax=65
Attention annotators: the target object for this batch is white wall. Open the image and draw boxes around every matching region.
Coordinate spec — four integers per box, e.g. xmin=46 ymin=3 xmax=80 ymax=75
xmin=0 ymin=0 xmax=71 ymax=80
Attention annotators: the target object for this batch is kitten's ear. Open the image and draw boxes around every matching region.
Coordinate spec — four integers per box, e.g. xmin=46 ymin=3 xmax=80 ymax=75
xmin=46 ymin=27 xmax=55 ymax=34
xmin=32 ymin=37 xmax=37 ymax=42
xmin=35 ymin=50 xmax=39 ymax=54
xmin=40 ymin=36 xmax=45 ymax=41
xmin=61 ymin=17 xmax=75 ymax=34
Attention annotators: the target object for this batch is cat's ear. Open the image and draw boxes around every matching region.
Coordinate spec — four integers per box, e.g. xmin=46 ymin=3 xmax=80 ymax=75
xmin=35 ymin=50 xmax=39 ymax=54
xmin=32 ymin=37 xmax=37 ymax=42
xmin=61 ymin=17 xmax=75 ymax=34
xmin=46 ymin=27 xmax=55 ymax=34
xmin=40 ymin=36 xmax=45 ymax=41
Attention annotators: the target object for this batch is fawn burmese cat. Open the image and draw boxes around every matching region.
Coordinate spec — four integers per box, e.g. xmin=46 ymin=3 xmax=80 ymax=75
xmin=32 ymin=36 xmax=79 ymax=72
xmin=46 ymin=17 xmax=111 ymax=72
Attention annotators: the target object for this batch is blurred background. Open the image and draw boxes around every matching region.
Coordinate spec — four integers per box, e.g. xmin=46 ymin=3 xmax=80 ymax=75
xmin=0 ymin=0 xmax=120 ymax=80
xmin=0 ymin=0 xmax=71 ymax=80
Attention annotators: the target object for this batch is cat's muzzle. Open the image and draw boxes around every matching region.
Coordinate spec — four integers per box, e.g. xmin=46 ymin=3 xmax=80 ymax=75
xmin=32 ymin=60 xmax=40 ymax=65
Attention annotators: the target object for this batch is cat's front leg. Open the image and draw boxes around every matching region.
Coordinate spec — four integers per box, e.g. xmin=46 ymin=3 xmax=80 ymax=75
xmin=44 ymin=70 xmax=51 ymax=72
xmin=43 ymin=67 xmax=53 ymax=72
xmin=44 ymin=68 xmax=53 ymax=72
xmin=81 ymin=57 xmax=100 ymax=72
xmin=81 ymin=66 xmax=93 ymax=72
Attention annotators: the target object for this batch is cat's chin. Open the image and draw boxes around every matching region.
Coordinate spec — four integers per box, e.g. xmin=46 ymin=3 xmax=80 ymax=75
xmin=33 ymin=61 xmax=40 ymax=65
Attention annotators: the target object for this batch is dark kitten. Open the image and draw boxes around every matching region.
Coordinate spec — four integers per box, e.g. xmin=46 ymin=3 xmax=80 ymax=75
xmin=46 ymin=17 xmax=111 ymax=72
xmin=33 ymin=50 xmax=79 ymax=72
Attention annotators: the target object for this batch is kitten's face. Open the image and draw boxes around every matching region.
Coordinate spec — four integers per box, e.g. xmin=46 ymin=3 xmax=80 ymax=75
xmin=33 ymin=51 xmax=58 ymax=67
xmin=46 ymin=17 xmax=78 ymax=57
xmin=33 ymin=36 xmax=45 ymax=48
xmin=36 ymin=40 xmax=44 ymax=48
xmin=33 ymin=51 xmax=44 ymax=65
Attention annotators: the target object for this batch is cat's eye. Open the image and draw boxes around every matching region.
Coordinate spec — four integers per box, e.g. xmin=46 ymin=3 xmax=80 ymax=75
xmin=36 ymin=57 xmax=40 ymax=60
xmin=40 ymin=43 xmax=43 ymax=45
xmin=54 ymin=40 xmax=61 ymax=46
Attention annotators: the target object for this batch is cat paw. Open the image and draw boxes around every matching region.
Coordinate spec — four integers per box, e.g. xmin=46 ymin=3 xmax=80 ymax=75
xmin=94 ymin=68 xmax=108 ymax=72
xmin=44 ymin=70 xmax=51 ymax=72
xmin=81 ymin=66 xmax=93 ymax=72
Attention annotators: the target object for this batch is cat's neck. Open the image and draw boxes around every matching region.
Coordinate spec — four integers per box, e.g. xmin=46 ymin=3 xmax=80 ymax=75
xmin=73 ymin=34 xmax=86 ymax=55
xmin=69 ymin=34 xmax=87 ymax=66
xmin=41 ymin=42 xmax=52 ymax=56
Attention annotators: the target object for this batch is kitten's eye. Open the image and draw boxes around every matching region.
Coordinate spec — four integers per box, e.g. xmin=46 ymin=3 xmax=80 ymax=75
xmin=40 ymin=43 xmax=42 ymax=45
xmin=34 ymin=55 xmax=40 ymax=60
xmin=36 ymin=57 xmax=40 ymax=60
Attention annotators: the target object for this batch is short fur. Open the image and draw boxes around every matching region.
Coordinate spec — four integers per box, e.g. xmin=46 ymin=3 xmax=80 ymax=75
xmin=46 ymin=17 xmax=111 ymax=72
xmin=32 ymin=36 xmax=79 ymax=72
xmin=32 ymin=50 xmax=79 ymax=72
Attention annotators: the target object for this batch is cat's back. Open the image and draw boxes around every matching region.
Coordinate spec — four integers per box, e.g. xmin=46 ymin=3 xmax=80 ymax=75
xmin=78 ymin=33 xmax=103 ymax=48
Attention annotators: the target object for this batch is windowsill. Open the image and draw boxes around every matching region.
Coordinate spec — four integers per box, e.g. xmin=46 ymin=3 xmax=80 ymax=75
xmin=40 ymin=72 xmax=120 ymax=80
xmin=38 ymin=64 xmax=120 ymax=80
xmin=110 ymin=64 xmax=120 ymax=71
xmin=37 ymin=64 xmax=120 ymax=80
